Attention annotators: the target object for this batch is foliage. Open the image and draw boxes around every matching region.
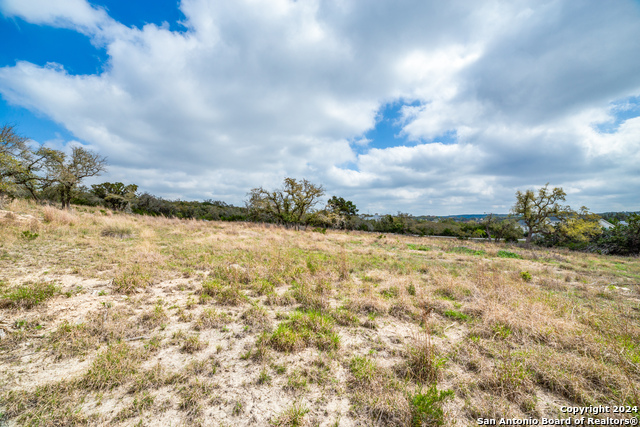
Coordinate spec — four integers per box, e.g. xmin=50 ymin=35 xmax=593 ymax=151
xmin=327 ymin=196 xmax=358 ymax=217
xmin=590 ymin=214 xmax=640 ymax=255
xmin=410 ymin=385 xmax=454 ymax=427
xmin=496 ymin=250 xmax=522 ymax=259
xmin=482 ymin=214 xmax=523 ymax=242
xmin=539 ymin=207 xmax=603 ymax=249
xmin=247 ymin=177 xmax=324 ymax=225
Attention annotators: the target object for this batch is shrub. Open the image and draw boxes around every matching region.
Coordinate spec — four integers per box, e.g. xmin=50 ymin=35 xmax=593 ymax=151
xmin=410 ymin=385 xmax=454 ymax=426
xmin=497 ymin=250 xmax=523 ymax=259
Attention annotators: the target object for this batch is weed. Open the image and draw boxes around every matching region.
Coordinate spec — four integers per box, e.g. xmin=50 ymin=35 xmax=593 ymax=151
xmin=520 ymin=271 xmax=533 ymax=282
xmin=410 ymin=385 xmax=454 ymax=426
xmin=193 ymin=307 xmax=230 ymax=330
xmin=449 ymin=246 xmax=485 ymax=256
xmin=258 ymin=368 xmax=272 ymax=385
xmin=271 ymin=401 xmax=310 ymax=426
xmin=1 ymin=281 xmax=58 ymax=309
xmin=83 ymin=342 xmax=142 ymax=390
xmin=268 ymin=310 xmax=339 ymax=352
xmin=21 ymin=230 xmax=39 ymax=240
xmin=112 ymin=264 xmax=152 ymax=294
xmin=181 ymin=333 xmax=207 ymax=353
xmin=404 ymin=332 xmax=445 ymax=383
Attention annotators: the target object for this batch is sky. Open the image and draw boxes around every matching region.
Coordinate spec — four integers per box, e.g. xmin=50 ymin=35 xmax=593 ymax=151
xmin=1 ymin=0 xmax=639 ymax=216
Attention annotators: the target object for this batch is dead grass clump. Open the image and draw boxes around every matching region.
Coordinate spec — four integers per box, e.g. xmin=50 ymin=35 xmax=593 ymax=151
xmin=178 ymin=378 xmax=216 ymax=419
xmin=172 ymin=330 xmax=208 ymax=353
xmin=101 ymin=225 xmax=134 ymax=238
xmin=83 ymin=342 xmax=143 ymax=390
xmin=402 ymin=332 xmax=443 ymax=383
xmin=478 ymin=348 xmax=536 ymax=410
xmin=113 ymin=391 xmax=154 ymax=422
xmin=291 ymin=281 xmax=330 ymax=311
xmin=193 ymin=307 xmax=230 ymax=330
xmin=85 ymin=305 xmax=139 ymax=343
xmin=330 ymin=307 xmax=360 ymax=326
xmin=348 ymin=355 xmax=411 ymax=425
xmin=112 ymin=264 xmax=154 ymax=294
xmin=140 ymin=303 xmax=168 ymax=329
xmin=129 ymin=363 xmax=172 ymax=393
xmin=346 ymin=294 xmax=389 ymax=315
xmin=185 ymin=355 xmax=220 ymax=377
xmin=0 ymin=281 xmax=58 ymax=309
xmin=42 ymin=205 xmax=77 ymax=225
xmin=2 ymin=381 xmax=88 ymax=426
xmin=265 ymin=291 xmax=296 ymax=306
xmin=271 ymin=401 xmax=310 ymax=426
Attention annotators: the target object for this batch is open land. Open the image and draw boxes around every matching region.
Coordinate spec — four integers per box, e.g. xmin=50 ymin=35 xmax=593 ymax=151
xmin=0 ymin=199 xmax=639 ymax=426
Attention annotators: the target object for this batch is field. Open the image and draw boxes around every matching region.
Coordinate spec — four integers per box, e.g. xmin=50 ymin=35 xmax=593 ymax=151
xmin=0 ymin=199 xmax=639 ymax=426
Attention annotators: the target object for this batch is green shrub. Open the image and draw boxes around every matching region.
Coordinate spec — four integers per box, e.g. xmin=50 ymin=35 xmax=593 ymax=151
xmin=520 ymin=271 xmax=532 ymax=281
xmin=410 ymin=385 xmax=454 ymax=426
xmin=444 ymin=309 xmax=469 ymax=321
xmin=21 ymin=230 xmax=39 ymax=240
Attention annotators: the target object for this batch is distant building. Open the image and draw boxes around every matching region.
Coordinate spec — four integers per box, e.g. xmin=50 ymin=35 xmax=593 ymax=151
xmin=599 ymin=219 xmax=615 ymax=229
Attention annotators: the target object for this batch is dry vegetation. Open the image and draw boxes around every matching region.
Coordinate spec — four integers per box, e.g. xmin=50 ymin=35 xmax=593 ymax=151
xmin=0 ymin=199 xmax=639 ymax=426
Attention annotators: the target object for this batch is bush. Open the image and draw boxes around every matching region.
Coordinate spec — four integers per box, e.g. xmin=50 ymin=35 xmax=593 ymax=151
xmin=410 ymin=385 xmax=454 ymax=426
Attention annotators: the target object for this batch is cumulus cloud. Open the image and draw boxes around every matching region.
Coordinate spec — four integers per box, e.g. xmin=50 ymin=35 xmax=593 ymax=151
xmin=0 ymin=0 xmax=639 ymax=214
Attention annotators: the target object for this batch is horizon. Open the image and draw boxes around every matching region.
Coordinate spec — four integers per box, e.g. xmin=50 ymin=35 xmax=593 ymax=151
xmin=1 ymin=0 xmax=639 ymax=216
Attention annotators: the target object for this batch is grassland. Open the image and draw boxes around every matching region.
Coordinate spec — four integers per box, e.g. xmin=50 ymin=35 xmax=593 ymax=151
xmin=0 ymin=199 xmax=639 ymax=426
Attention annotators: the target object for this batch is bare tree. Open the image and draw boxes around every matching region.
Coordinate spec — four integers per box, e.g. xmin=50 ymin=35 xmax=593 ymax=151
xmin=0 ymin=124 xmax=47 ymax=200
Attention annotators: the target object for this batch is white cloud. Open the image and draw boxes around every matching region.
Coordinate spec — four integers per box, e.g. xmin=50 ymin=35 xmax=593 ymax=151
xmin=0 ymin=0 xmax=639 ymax=214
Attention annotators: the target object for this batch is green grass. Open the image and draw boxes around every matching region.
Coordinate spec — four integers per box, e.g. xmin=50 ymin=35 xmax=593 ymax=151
xmin=408 ymin=243 xmax=430 ymax=251
xmin=444 ymin=309 xmax=469 ymax=321
xmin=449 ymin=246 xmax=485 ymax=256
xmin=1 ymin=281 xmax=58 ymax=309
xmin=497 ymin=250 xmax=523 ymax=259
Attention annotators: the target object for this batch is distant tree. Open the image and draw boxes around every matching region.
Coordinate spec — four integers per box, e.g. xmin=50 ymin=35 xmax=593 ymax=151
xmin=247 ymin=177 xmax=324 ymax=225
xmin=91 ymin=182 xmax=138 ymax=211
xmin=327 ymin=196 xmax=358 ymax=218
xmin=43 ymin=146 xmax=107 ymax=209
xmin=512 ymin=184 xmax=568 ymax=244
xmin=481 ymin=214 xmax=523 ymax=243
xmin=546 ymin=207 xmax=602 ymax=248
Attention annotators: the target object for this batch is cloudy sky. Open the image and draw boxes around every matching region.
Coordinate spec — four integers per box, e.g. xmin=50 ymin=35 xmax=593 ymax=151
xmin=1 ymin=0 xmax=639 ymax=215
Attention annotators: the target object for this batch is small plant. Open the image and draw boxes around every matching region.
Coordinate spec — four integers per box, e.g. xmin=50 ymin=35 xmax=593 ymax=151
xmin=520 ymin=271 xmax=533 ymax=282
xmin=497 ymin=250 xmax=523 ymax=259
xmin=271 ymin=401 xmax=309 ymax=426
xmin=181 ymin=334 xmax=207 ymax=353
xmin=1 ymin=282 xmax=58 ymax=309
xmin=312 ymin=227 xmax=327 ymax=234
xmin=232 ymin=400 xmax=244 ymax=416
xmin=258 ymin=368 xmax=272 ymax=385
xmin=410 ymin=385 xmax=454 ymax=426
xmin=407 ymin=284 xmax=416 ymax=296
xmin=21 ymin=230 xmax=39 ymax=240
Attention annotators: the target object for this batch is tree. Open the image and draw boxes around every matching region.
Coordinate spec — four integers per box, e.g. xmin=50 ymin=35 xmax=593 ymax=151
xmin=512 ymin=184 xmax=568 ymax=244
xmin=0 ymin=124 xmax=50 ymax=201
xmin=327 ymin=196 xmax=358 ymax=218
xmin=246 ymin=177 xmax=324 ymax=225
xmin=43 ymin=146 xmax=107 ymax=209
xmin=481 ymin=214 xmax=523 ymax=243
xmin=91 ymin=182 xmax=138 ymax=211
xmin=546 ymin=207 xmax=602 ymax=248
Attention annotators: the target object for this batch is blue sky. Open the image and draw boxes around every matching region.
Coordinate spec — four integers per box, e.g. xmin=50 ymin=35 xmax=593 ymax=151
xmin=1 ymin=0 xmax=640 ymax=215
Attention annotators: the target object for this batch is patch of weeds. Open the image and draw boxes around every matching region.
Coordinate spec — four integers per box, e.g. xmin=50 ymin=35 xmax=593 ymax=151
xmin=407 ymin=284 xmax=417 ymax=296
xmin=408 ymin=243 xmax=430 ymax=251
xmin=330 ymin=308 xmax=359 ymax=326
xmin=178 ymin=378 xmax=216 ymax=418
xmin=449 ymin=246 xmax=485 ymax=256
xmin=1 ymin=281 xmax=58 ymax=309
xmin=312 ymin=227 xmax=327 ymax=234
xmin=268 ymin=310 xmax=340 ymax=352
xmin=141 ymin=302 xmax=168 ymax=329
xmin=2 ymin=381 xmax=88 ymax=426
xmin=410 ymin=385 xmax=454 ymax=426
xmin=232 ymin=399 xmax=244 ymax=416
xmin=520 ymin=271 xmax=533 ymax=282
xmin=286 ymin=368 xmax=309 ymax=391
xmin=185 ymin=356 xmax=220 ymax=377
xmin=199 ymin=279 xmax=247 ymax=306
xmin=83 ymin=342 xmax=142 ymax=390
xmin=497 ymin=250 xmax=523 ymax=259
xmin=492 ymin=322 xmax=512 ymax=340
xmin=181 ymin=333 xmax=207 ymax=354
xmin=380 ymin=286 xmax=399 ymax=299
xmin=114 ymin=391 xmax=154 ymax=421
xmin=49 ymin=320 xmax=97 ymax=360
xmin=21 ymin=230 xmax=39 ymax=240
xmin=193 ymin=307 xmax=230 ymax=330
xmin=252 ymin=278 xmax=275 ymax=296
xmin=265 ymin=291 xmax=297 ymax=306
xmin=271 ymin=401 xmax=309 ymax=426
xmin=444 ymin=309 xmax=469 ymax=321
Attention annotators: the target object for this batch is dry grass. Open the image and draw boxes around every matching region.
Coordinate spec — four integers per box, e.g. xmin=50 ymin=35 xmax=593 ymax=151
xmin=1 ymin=201 xmax=639 ymax=425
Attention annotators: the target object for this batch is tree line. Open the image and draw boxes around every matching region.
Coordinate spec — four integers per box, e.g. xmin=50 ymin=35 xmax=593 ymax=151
xmin=1 ymin=124 xmax=638 ymax=255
